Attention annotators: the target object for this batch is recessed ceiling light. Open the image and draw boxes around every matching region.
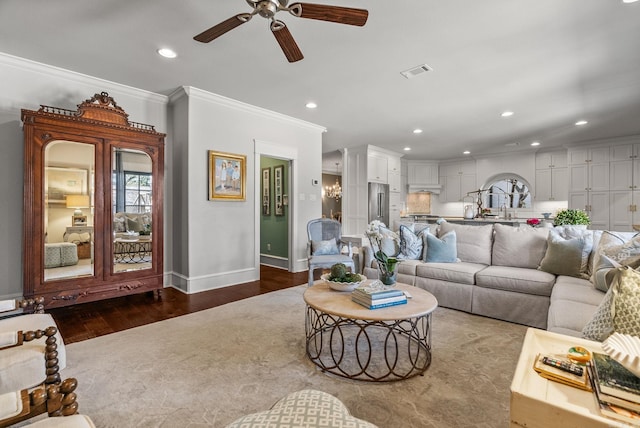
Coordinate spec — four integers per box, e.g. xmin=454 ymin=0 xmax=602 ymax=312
xmin=157 ymin=48 xmax=177 ymax=59
xmin=463 ymin=151 xmax=471 ymax=155
xmin=305 ymin=102 xmax=317 ymax=109
xmin=623 ymin=0 xmax=638 ymax=4
xmin=575 ymin=120 xmax=588 ymax=126
xmin=531 ymin=141 xmax=541 ymax=146
xmin=501 ymin=111 xmax=514 ymax=117
xmin=413 ymin=129 xmax=423 ymax=134
xmin=404 ymin=147 xmax=411 ymax=151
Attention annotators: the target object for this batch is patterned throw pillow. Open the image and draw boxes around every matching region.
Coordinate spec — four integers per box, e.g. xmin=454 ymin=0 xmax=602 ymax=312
xmin=582 ymin=266 xmax=640 ymax=341
xmin=397 ymin=224 xmax=428 ymax=260
xmin=591 ymin=231 xmax=640 ymax=291
xmin=424 ymin=231 xmax=457 ymax=263
xmin=311 ymin=238 xmax=339 ymax=255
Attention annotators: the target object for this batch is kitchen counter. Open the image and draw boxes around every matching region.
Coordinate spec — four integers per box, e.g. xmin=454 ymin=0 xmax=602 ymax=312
xmin=401 ymin=215 xmax=541 ymax=227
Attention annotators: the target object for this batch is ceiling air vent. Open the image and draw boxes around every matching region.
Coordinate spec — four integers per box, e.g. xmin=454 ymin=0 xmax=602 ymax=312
xmin=400 ymin=64 xmax=433 ymax=79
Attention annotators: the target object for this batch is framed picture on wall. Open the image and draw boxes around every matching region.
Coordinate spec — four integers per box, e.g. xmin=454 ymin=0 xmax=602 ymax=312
xmin=45 ymin=167 xmax=88 ymax=205
xmin=208 ymin=150 xmax=246 ymax=201
xmin=274 ymin=165 xmax=284 ymax=216
xmin=262 ymin=167 xmax=271 ymax=215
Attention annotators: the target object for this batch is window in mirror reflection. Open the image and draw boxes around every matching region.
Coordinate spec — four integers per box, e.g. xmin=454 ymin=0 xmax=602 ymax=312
xmin=43 ymin=141 xmax=95 ymax=281
xmin=483 ymin=175 xmax=532 ymax=209
xmin=112 ymin=149 xmax=153 ymax=272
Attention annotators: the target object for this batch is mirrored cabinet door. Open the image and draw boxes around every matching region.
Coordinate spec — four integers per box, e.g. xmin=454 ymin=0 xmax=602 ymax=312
xmin=22 ymin=92 xmax=165 ymax=309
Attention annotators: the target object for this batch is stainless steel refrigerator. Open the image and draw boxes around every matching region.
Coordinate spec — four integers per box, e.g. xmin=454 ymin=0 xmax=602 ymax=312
xmin=368 ymin=182 xmax=390 ymax=226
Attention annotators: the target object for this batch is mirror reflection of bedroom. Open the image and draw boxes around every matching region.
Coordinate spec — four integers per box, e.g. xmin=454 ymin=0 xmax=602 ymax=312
xmin=43 ymin=143 xmax=154 ymax=280
xmin=112 ymin=148 xmax=153 ymax=273
xmin=44 ymin=140 xmax=95 ymax=281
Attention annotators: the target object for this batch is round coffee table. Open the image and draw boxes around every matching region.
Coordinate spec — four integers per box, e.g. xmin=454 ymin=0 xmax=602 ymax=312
xmin=303 ymin=281 xmax=438 ymax=382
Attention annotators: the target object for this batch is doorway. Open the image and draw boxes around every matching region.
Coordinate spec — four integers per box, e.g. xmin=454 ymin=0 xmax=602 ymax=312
xmin=260 ymin=155 xmax=290 ymax=269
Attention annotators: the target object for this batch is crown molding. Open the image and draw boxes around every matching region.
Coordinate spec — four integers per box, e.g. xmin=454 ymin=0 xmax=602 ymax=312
xmin=0 ymin=51 xmax=168 ymax=104
xmin=169 ymin=86 xmax=327 ymax=133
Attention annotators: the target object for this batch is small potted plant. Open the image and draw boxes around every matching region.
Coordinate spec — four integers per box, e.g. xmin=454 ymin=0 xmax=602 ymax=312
xmin=553 ymin=209 xmax=590 ymax=227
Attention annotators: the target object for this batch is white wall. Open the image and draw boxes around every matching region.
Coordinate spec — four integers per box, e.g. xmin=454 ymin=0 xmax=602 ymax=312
xmin=168 ymin=87 xmax=324 ymax=293
xmin=0 ymin=52 xmax=169 ymax=300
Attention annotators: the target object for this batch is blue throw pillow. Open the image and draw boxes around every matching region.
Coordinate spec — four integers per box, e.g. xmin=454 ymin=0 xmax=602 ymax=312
xmin=424 ymin=231 xmax=458 ymax=263
xmin=398 ymin=224 xmax=429 ymax=260
xmin=311 ymin=238 xmax=339 ymax=255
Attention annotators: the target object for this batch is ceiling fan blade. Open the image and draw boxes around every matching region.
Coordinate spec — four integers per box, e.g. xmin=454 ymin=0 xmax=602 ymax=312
xmin=289 ymin=3 xmax=368 ymax=26
xmin=194 ymin=14 xmax=252 ymax=43
xmin=271 ymin=21 xmax=304 ymax=63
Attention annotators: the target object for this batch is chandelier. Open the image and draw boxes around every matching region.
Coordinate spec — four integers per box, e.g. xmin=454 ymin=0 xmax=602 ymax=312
xmin=325 ymin=163 xmax=342 ymax=200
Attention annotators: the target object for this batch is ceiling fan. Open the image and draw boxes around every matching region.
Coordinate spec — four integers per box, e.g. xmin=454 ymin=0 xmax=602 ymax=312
xmin=194 ymin=0 xmax=369 ymax=63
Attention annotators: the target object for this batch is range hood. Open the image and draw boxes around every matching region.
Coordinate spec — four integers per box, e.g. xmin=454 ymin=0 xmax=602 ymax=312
xmin=408 ymin=184 xmax=442 ymax=194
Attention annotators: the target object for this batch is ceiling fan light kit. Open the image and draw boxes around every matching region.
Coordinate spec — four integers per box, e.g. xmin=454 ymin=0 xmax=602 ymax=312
xmin=194 ymin=0 xmax=368 ymax=63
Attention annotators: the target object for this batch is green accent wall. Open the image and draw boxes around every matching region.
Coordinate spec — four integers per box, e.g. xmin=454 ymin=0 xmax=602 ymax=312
xmin=260 ymin=156 xmax=289 ymax=258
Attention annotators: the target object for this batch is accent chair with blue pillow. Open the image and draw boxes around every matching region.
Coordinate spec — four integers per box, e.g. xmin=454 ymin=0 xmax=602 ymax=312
xmin=306 ymin=219 xmax=354 ymax=286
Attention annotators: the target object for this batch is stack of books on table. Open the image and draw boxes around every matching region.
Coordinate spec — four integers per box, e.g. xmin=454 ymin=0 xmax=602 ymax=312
xmin=351 ymin=283 xmax=407 ymax=309
xmin=587 ymin=352 xmax=640 ymax=426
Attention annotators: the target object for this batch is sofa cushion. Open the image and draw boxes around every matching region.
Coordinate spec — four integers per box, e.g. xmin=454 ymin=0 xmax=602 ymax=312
xmin=491 ymin=224 xmax=548 ymax=269
xmin=551 ymin=275 xmax=605 ymax=307
xmin=475 ymin=265 xmax=555 ymax=296
xmin=438 ymin=222 xmax=493 ymax=265
xmin=397 ymin=259 xmax=422 ymax=276
xmin=424 ymin=231 xmax=458 ymax=263
xmin=548 ymin=299 xmax=599 ymax=338
xmin=416 ymin=261 xmax=486 ymax=285
xmin=539 ymin=228 xmax=593 ymax=278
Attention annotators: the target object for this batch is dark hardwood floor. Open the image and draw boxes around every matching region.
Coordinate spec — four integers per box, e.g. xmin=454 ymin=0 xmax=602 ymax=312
xmin=50 ymin=265 xmax=313 ymax=344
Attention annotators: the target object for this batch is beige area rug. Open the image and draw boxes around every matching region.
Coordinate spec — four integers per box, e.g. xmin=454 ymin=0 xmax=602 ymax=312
xmin=63 ymin=286 xmax=528 ymax=428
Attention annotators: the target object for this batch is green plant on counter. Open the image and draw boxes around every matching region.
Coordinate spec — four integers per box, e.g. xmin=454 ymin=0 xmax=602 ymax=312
xmin=553 ymin=209 xmax=590 ymax=226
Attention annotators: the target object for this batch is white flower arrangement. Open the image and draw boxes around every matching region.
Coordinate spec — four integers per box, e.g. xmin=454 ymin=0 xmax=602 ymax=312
xmin=365 ymin=221 xmax=399 ymax=283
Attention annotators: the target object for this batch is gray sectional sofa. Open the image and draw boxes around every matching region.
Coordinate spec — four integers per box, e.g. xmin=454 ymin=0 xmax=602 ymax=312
xmin=362 ymin=222 xmax=633 ymax=337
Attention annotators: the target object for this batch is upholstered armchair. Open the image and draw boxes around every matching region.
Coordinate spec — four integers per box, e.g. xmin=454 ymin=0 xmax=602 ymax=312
xmin=306 ymin=218 xmax=355 ymax=286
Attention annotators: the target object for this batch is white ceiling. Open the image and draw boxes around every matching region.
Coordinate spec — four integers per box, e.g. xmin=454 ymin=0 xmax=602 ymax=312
xmin=2 ymin=0 xmax=640 ymax=166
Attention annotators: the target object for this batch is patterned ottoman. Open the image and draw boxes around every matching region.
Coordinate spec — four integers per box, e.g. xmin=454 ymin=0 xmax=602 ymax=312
xmin=225 ymin=389 xmax=377 ymax=428
xmin=44 ymin=243 xmax=78 ymax=268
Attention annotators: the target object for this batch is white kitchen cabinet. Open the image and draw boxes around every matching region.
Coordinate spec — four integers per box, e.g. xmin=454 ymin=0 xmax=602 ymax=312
xmin=568 ymin=158 xmax=609 ymax=192
xmin=388 ymin=170 xmax=402 ymax=192
xmin=535 ymin=167 xmax=568 ymax=201
xmin=569 ymin=191 xmax=610 ymax=230
xmin=389 ymin=192 xmax=402 ymax=228
xmin=535 ymin=150 xmax=568 ymax=201
xmin=567 ymin=146 xmax=610 ymax=165
xmin=609 ymin=143 xmax=640 ymax=191
xmin=609 ymin=190 xmax=640 ymax=232
xmin=388 ymin=156 xmax=401 ymax=175
xmin=535 ymin=150 xmax=567 ymax=170
xmin=439 ymin=160 xmax=476 ymax=202
xmin=567 ymin=146 xmax=610 ymax=229
xmin=367 ymin=152 xmax=388 ymax=183
xmin=407 ymin=161 xmax=439 ymax=185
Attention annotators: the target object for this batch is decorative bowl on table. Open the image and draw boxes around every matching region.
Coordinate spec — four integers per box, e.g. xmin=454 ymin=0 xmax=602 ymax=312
xmin=321 ymin=273 xmax=366 ymax=292
xmin=602 ymin=332 xmax=640 ymax=377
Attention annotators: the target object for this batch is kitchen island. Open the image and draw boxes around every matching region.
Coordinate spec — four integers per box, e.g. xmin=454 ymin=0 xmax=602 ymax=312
xmin=399 ymin=215 xmax=549 ymax=227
